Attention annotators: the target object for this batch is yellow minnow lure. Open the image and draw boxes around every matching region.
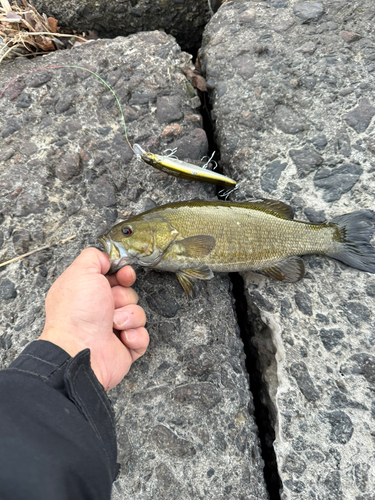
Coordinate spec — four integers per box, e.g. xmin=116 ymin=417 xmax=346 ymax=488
xmin=133 ymin=144 xmax=237 ymax=188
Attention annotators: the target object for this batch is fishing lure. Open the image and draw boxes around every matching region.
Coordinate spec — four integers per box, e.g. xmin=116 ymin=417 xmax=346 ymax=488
xmin=1 ymin=66 xmax=237 ymax=188
xmin=133 ymin=144 xmax=237 ymax=188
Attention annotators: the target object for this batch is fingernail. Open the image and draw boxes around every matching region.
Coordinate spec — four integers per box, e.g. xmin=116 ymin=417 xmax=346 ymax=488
xmin=113 ymin=311 xmax=129 ymax=327
xmin=125 ymin=329 xmax=137 ymax=341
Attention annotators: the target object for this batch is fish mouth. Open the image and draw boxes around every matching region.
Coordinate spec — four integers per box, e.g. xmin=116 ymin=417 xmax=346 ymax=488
xmin=98 ymin=235 xmax=121 ymax=260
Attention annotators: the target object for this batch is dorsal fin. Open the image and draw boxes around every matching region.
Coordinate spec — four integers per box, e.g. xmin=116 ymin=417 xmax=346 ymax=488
xmin=247 ymin=199 xmax=294 ymax=220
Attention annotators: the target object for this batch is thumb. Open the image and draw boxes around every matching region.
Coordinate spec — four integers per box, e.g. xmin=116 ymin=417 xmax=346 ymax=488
xmin=74 ymin=247 xmax=111 ymax=275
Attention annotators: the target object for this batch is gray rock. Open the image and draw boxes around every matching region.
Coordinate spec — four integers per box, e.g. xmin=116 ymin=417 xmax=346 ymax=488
xmin=293 ymin=3 xmax=324 ymax=23
xmin=170 ymin=383 xmax=222 ymax=410
xmin=343 ymin=99 xmax=375 ymax=134
xmin=15 ymin=93 xmax=32 ymax=109
xmin=303 ymin=207 xmax=326 ymax=223
xmin=335 ymin=133 xmax=351 ymax=157
xmin=275 ymin=105 xmax=305 ymax=134
xmin=324 ymin=410 xmax=354 ymax=444
xmin=314 ymin=163 xmax=363 ymax=202
xmin=172 ymin=128 xmax=208 ymax=160
xmin=152 ymin=425 xmax=196 ymax=457
xmin=0 ymin=32 xmax=267 ymax=500
xmin=157 ymin=95 xmax=183 ymax=124
xmin=146 ymin=290 xmax=181 ymax=318
xmin=88 ymin=177 xmax=116 ymax=207
xmin=1 ymin=118 xmax=22 ymax=138
xmin=27 ymin=71 xmax=52 ymax=88
xmin=260 ymin=160 xmax=287 ymax=192
xmin=12 ymin=229 xmax=30 ymax=255
xmin=232 ymin=53 xmax=256 ymax=79
xmin=55 ymin=154 xmax=81 ymax=181
xmin=289 ymin=146 xmax=323 ymax=177
xmin=32 ymin=0 xmax=214 ymax=53
xmin=289 ymin=361 xmax=320 ymax=402
xmin=0 ymin=279 xmax=17 ymax=300
xmin=294 ymin=291 xmax=313 ymax=316
xmin=319 ymin=329 xmax=344 ymax=351
xmin=202 ymin=1 xmax=375 ymax=498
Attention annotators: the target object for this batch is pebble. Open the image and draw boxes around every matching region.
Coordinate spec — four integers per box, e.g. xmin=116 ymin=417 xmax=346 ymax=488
xmin=88 ymin=176 xmax=116 ymax=207
xmin=343 ymin=98 xmax=375 ymax=134
xmin=314 ymin=163 xmax=363 ymax=202
xmin=170 ymin=383 xmax=222 ymax=410
xmin=172 ymin=128 xmax=208 ymax=160
xmin=146 ymin=290 xmax=180 ymax=318
xmin=319 ymin=329 xmax=344 ymax=351
xmin=27 ymin=71 xmax=52 ymax=88
xmin=55 ymin=154 xmax=82 ymax=181
xmin=152 ymin=425 xmax=196 ymax=458
xmin=15 ymin=93 xmax=32 ymax=109
xmin=324 ymin=411 xmax=353 ymax=444
xmin=340 ymin=31 xmax=361 ymax=43
xmin=157 ymin=95 xmax=183 ymax=123
xmin=1 ymin=118 xmax=22 ymax=139
xmin=299 ymin=41 xmax=317 ymax=54
xmin=274 ymin=105 xmax=304 ymax=134
xmin=260 ymin=160 xmax=287 ymax=192
xmin=293 ymin=2 xmax=324 ymax=23
xmin=289 ymin=146 xmax=323 ymax=177
xmin=12 ymin=229 xmax=30 ymax=255
xmin=231 ymin=53 xmax=255 ymax=80
xmin=0 ymin=279 xmax=17 ymax=300
xmin=290 ymin=361 xmax=320 ymax=402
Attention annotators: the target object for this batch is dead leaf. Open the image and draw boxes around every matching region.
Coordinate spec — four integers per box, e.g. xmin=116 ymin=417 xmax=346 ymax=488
xmin=34 ymin=35 xmax=55 ymax=51
xmin=5 ymin=12 xmax=22 ymax=22
xmin=47 ymin=17 xmax=58 ymax=33
xmin=191 ymin=74 xmax=207 ymax=92
xmin=24 ymin=12 xmax=35 ymax=30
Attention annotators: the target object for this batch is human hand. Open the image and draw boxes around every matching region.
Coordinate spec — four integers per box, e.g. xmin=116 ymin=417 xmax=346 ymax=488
xmin=39 ymin=248 xmax=149 ymax=390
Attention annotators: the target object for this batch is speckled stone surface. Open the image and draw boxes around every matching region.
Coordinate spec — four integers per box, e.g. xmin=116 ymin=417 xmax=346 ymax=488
xmin=0 ymin=33 xmax=267 ymax=499
xmin=31 ymin=0 xmax=221 ymax=53
xmin=201 ymin=1 xmax=375 ymax=498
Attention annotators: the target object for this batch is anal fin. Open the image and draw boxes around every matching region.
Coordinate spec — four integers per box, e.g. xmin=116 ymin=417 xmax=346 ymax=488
xmin=176 ymin=266 xmax=214 ymax=297
xmin=262 ymin=256 xmax=305 ymax=282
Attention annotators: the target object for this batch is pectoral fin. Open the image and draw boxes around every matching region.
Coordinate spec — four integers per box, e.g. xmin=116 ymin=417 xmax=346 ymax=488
xmin=262 ymin=256 xmax=305 ymax=282
xmin=176 ymin=235 xmax=216 ymax=258
xmin=176 ymin=266 xmax=214 ymax=297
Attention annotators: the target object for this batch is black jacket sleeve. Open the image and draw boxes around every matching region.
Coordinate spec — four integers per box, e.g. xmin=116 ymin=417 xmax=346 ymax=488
xmin=0 ymin=340 xmax=119 ymax=500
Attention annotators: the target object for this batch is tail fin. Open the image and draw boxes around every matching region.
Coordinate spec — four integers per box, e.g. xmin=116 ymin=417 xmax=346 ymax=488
xmin=328 ymin=210 xmax=375 ymax=273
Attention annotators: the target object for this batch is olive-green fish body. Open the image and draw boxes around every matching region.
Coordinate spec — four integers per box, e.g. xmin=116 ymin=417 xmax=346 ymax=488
xmin=99 ymin=200 xmax=375 ymax=296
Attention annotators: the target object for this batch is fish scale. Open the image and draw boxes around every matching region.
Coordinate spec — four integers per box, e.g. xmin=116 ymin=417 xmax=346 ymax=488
xmin=152 ymin=203 xmax=336 ymax=271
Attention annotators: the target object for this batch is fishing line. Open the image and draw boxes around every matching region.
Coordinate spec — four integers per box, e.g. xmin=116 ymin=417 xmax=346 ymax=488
xmin=0 ymin=64 xmax=134 ymax=153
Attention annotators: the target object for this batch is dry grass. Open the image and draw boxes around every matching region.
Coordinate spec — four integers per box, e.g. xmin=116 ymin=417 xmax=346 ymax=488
xmin=0 ymin=0 xmax=87 ymax=64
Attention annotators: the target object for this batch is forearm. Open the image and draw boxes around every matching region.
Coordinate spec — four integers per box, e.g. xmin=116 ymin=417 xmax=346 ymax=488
xmin=0 ymin=340 xmax=118 ymax=500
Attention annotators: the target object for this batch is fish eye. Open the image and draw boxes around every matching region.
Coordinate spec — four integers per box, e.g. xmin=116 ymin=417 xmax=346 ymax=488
xmin=121 ymin=226 xmax=133 ymax=237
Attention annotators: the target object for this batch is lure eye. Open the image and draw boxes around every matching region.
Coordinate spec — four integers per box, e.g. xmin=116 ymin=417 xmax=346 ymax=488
xmin=121 ymin=226 xmax=133 ymax=237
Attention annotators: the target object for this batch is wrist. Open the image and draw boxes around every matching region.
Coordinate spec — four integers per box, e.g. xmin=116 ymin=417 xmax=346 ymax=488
xmin=38 ymin=328 xmax=86 ymax=359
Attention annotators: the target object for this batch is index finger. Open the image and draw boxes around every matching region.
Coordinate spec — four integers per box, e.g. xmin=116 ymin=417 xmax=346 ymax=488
xmin=106 ymin=265 xmax=136 ymax=288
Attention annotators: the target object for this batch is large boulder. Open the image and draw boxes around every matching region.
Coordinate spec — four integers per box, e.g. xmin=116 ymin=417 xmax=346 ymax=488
xmin=31 ymin=0 xmax=221 ymax=53
xmin=0 ymin=33 xmax=267 ymax=499
xmin=201 ymin=0 xmax=375 ymax=498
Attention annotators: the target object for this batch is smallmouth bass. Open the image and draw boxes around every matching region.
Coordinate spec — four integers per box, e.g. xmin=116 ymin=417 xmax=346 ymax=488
xmin=99 ymin=199 xmax=375 ymax=296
